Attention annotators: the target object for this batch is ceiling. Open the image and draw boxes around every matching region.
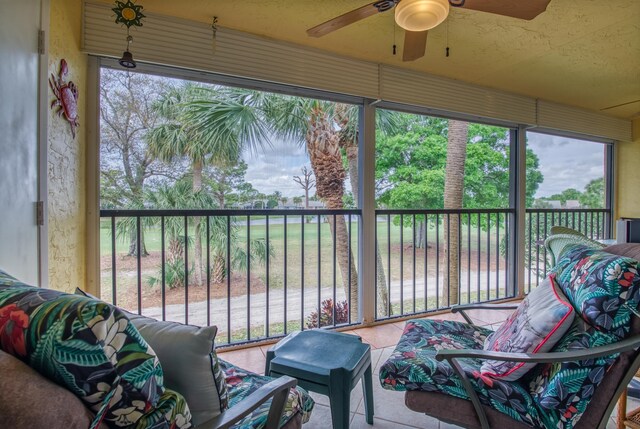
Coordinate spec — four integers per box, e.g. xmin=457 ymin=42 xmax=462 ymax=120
xmin=126 ymin=0 xmax=640 ymax=119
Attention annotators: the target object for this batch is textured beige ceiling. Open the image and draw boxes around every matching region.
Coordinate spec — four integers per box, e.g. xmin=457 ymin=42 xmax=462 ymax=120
xmin=135 ymin=0 xmax=640 ymax=119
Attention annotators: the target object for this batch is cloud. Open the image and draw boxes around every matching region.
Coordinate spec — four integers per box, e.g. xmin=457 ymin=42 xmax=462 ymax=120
xmin=528 ymin=132 xmax=606 ymax=198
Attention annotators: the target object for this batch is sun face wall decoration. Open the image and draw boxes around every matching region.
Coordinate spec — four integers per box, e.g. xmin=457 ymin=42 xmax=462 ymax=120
xmin=112 ymin=0 xmax=145 ymax=68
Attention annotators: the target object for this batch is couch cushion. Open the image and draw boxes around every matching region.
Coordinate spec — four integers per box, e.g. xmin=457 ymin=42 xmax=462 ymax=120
xmin=379 ymin=319 xmax=540 ymax=427
xmin=0 ymin=270 xmax=190 ymax=428
xmin=553 ymin=245 xmax=640 ymax=338
xmin=221 ymin=359 xmax=314 ymax=429
xmin=0 ymin=349 xmax=97 ymax=429
xmin=526 ymin=317 xmax=619 ymax=429
xmin=125 ymin=312 xmax=229 ymax=426
xmin=481 ymin=275 xmax=574 ymax=381
xmin=603 ymin=243 xmax=640 ymax=262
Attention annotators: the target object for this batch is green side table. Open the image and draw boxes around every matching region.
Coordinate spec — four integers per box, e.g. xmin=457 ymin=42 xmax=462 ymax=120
xmin=265 ymin=330 xmax=374 ymax=429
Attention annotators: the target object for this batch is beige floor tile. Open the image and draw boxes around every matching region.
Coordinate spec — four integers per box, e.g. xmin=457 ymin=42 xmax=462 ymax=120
xmin=374 ymin=347 xmax=395 ymax=375
xmin=355 ymin=374 xmax=441 ymax=428
xmin=308 ymin=380 xmax=364 ymax=412
xmin=352 ymin=324 xmax=404 ymax=349
xmin=217 ymin=346 xmax=266 ymax=375
xmin=350 ymin=412 xmax=436 ymax=428
xmin=303 ymin=403 xmax=356 ymax=429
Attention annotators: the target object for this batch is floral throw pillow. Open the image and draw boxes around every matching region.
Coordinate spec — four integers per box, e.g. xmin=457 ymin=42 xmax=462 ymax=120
xmin=481 ymin=275 xmax=575 ymax=381
xmin=554 ymin=245 xmax=640 ymax=338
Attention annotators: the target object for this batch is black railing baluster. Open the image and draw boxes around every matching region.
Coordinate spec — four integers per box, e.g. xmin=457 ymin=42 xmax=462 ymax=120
xmin=436 ymin=213 xmax=440 ymax=309
xmin=246 ymin=215 xmax=251 ymax=341
xmin=528 ymin=211 xmax=533 ymax=293
xmin=387 ymin=214 xmax=391 ymax=317
xmin=400 ymin=214 xmax=404 ymax=315
xmin=496 ymin=212 xmax=500 ymax=299
xmin=111 ymin=216 xmax=117 ymax=306
xmin=184 ymin=216 xmax=188 ymax=324
xmin=477 ymin=212 xmax=481 ymax=303
xmin=446 ymin=213 xmax=451 ymax=308
xmin=412 ymin=214 xmax=416 ymax=314
xmin=457 ymin=213 xmax=461 ymax=305
xmin=137 ymin=216 xmax=142 ymax=315
xmin=227 ymin=216 xmax=231 ymax=344
xmin=317 ymin=214 xmax=321 ymax=328
xmin=467 ymin=213 xmax=471 ymax=304
xmin=265 ymin=215 xmax=270 ymax=338
xmin=505 ymin=214 xmax=510 ymax=296
xmin=284 ymin=215 xmax=288 ymax=335
xmin=332 ymin=214 xmax=337 ymax=326
xmin=301 ymin=216 xmax=305 ymax=330
xmin=486 ymin=214 xmax=490 ymax=300
xmin=348 ymin=214 xmax=352 ymax=323
xmin=543 ymin=212 xmax=548 ymax=275
xmin=161 ymin=216 xmax=166 ymax=321
xmin=424 ymin=214 xmax=428 ymax=311
xmin=536 ymin=212 xmax=540 ymax=287
xmin=206 ymin=216 xmax=210 ymax=327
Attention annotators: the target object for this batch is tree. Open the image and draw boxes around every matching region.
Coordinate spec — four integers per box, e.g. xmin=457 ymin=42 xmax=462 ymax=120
xmin=579 ymin=178 xmax=605 ymax=208
xmin=266 ymin=98 xmax=360 ymax=314
xmin=293 ymin=166 xmax=315 ymax=208
xmin=205 ymin=160 xmax=249 ymax=209
xmin=265 ymin=97 xmax=398 ymax=317
xmin=443 ymin=120 xmax=469 ymax=306
xmin=292 ymin=196 xmax=303 ymax=206
xmin=548 ymin=188 xmax=582 ymax=204
xmin=376 ymin=115 xmax=544 ymax=305
xmin=99 ymin=68 xmax=176 ymax=256
xmin=147 ymin=84 xmax=270 ymax=286
xmin=145 ymin=179 xmax=271 ymax=286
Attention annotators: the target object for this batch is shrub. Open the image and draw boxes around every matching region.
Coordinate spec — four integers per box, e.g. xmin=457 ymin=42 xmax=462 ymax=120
xmin=306 ymin=299 xmax=349 ymax=329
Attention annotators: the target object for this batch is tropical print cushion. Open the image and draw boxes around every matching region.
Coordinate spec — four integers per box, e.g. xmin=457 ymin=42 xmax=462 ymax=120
xmin=0 ymin=270 xmax=191 ymax=429
xmin=553 ymin=244 xmax=640 ymax=338
xmin=527 ymin=317 xmax=619 ymax=429
xmin=379 ymin=319 xmax=540 ymax=427
xmin=133 ymin=389 xmax=192 ymax=429
xmin=482 ymin=275 xmax=574 ymax=381
xmin=220 ymin=359 xmax=314 ymax=429
xmin=76 ymin=287 xmax=229 ymax=427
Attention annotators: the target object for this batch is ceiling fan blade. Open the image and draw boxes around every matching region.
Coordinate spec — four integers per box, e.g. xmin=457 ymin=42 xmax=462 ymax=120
xmin=307 ymin=2 xmax=383 ymax=37
xmin=459 ymin=0 xmax=551 ymax=20
xmin=403 ymin=30 xmax=428 ymax=62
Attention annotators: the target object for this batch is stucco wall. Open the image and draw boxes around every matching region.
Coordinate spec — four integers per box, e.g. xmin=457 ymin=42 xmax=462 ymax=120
xmin=48 ymin=0 xmax=87 ymax=292
xmin=615 ymin=118 xmax=640 ymax=221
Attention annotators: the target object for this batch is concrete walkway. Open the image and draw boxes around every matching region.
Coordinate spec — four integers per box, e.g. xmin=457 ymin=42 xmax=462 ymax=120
xmin=140 ymin=270 xmax=508 ymax=334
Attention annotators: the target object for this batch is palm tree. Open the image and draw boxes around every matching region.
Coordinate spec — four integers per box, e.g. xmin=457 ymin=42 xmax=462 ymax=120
xmin=145 ymin=179 xmax=272 ymax=288
xmin=443 ymin=119 xmax=469 ymax=305
xmin=147 ymin=84 xmax=270 ymax=286
xmin=264 ymin=96 xmax=398 ymax=318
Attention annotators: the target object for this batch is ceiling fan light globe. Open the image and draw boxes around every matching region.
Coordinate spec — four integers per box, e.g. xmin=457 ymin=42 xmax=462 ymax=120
xmin=395 ymin=0 xmax=449 ymax=31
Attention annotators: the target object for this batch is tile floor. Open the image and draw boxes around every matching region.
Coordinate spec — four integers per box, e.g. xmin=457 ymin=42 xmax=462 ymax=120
xmin=218 ymin=308 xmax=630 ymax=429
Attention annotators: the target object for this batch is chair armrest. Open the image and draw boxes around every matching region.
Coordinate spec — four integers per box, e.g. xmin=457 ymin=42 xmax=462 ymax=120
xmin=451 ymin=303 xmax=519 ymax=325
xmin=197 ymin=376 xmax=297 ymax=429
xmin=433 ymin=334 xmax=640 ymax=429
xmin=435 ymin=334 xmax=640 ymax=364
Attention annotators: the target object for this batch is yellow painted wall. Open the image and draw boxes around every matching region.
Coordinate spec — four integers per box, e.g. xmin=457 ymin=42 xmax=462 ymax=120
xmin=48 ymin=0 xmax=88 ymax=292
xmin=615 ymin=118 xmax=640 ymax=222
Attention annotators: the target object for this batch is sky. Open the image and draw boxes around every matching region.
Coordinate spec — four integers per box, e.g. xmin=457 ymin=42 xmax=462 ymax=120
xmin=242 ymin=138 xmax=310 ymax=199
xmin=526 ymin=132 xmax=606 ymax=198
xmin=243 ymin=131 xmax=607 ymax=200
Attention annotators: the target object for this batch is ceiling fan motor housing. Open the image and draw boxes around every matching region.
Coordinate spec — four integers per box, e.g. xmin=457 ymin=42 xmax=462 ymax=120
xmin=395 ymin=0 xmax=450 ymax=31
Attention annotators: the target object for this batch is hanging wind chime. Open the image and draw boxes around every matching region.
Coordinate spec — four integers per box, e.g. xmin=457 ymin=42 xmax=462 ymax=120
xmin=112 ymin=0 xmax=145 ymax=68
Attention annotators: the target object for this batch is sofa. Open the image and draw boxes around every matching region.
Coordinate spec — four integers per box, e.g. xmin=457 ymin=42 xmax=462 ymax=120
xmin=0 ymin=270 xmax=314 ymax=429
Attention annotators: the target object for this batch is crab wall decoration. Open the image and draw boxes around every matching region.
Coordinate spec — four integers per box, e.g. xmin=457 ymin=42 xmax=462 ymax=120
xmin=49 ymin=59 xmax=79 ymax=138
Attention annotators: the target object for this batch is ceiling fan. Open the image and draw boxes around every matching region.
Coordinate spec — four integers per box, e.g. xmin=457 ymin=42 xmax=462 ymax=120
xmin=307 ymin=0 xmax=551 ymax=61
